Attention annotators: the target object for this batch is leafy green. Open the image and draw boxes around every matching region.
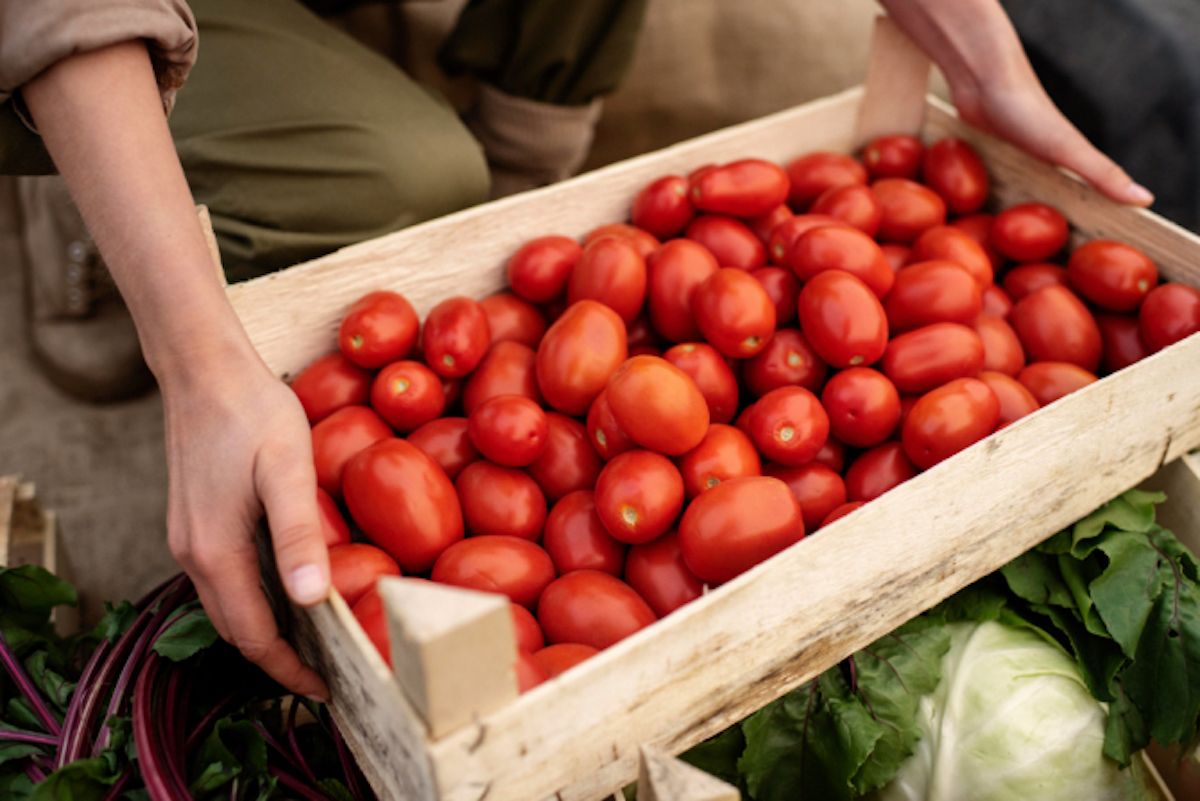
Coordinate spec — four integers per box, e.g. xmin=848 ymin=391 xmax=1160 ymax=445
xmin=29 ymin=757 xmax=121 ymax=801
xmin=93 ymin=601 xmax=137 ymax=644
xmin=680 ymin=727 xmax=745 ymax=789
xmin=189 ymin=718 xmax=269 ymax=796
xmin=152 ymin=605 xmax=219 ymax=662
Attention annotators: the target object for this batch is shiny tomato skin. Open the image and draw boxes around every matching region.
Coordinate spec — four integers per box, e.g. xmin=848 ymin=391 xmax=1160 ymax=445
xmin=338 ymin=290 xmax=419 ymax=369
xmin=568 ymin=236 xmax=647 ymax=324
xmin=690 ymin=159 xmax=790 ymax=217
xmin=1096 ymin=313 xmax=1150 ymax=372
xmin=741 ymin=328 xmax=827 ymax=398
xmin=750 ymin=267 xmax=800 ymax=328
xmin=371 ymin=360 xmax=445 ymax=433
xmin=317 ymin=488 xmax=351 ymax=547
xmin=951 ymin=213 xmax=1004 ymax=270
xmin=787 ymin=225 xmax=894 ymax=298
xmin=646 ymin=239 xmax=719 ymax=342
xmin=821 ymin=501 xmax=865 ymax=527
xmin=586 ymin=389 xmax=636 ymax=460
xmin=606 ymin=356 xmax=710 ymax=456
xmin=537 ymin=571 xmax=656 ymax=649
xmin=536 ymin=299 xmax=628 ymax=415
xmin=871 ymin=178 xmax=947 ymax=243
xmin=901 ymin=377 xmax=1000 ymax=469
xmin=1018 ymin=362 xmax=1098 ymax=406
xmin=584 ymin=223 xmax=660 ymax=260
xmin=631 ymin=175 xmax=695 ymax=238
xmin=480 ymin=293 xmax=547 ymax=349
xmin=329 ymin=543 xmax=401 ymax=606
xmin=784 ymin=152 xmax=867 ymax=209
xmin=542 ymin=491 xmax=626 ymax=576
xmin=312 ymin=406 xmax=393 ymax=498
xmin=533 ymin=643 xmax=600 ymax=677
xmin=507 ymin=235 xmax=581 ymax=303
xmin=746 ymin=386 xmax=830 ymax=466
xmin=463 ymin=341 xmax=541 ymax=415
xmin=516 ymin=651 xmax=548 ymax=693
xmin=749 ymin=204 xmax=794 ymax=244
xmin=678 ymin=424 xmax=762 ymax=498
xmin=821 ymin=367 xmax=901 ymax=448
xmin=765 ymin=462 xmax=846 ymax=532
xmin=921 ymin=138 xmax=989 ymax=215
xmin=511 ymin=602 xmax=545 ymax=652
xmin=768 ymin=214 xmax=843 ymax=265
xmin=594 ymin=450 xmax=685 ymax=544
xmin=798 ymin=270 xmax=889 ymax=368
xmin=813 ymin=439 xmax=847 ymax=473
xmin=1010 ymin=285 xmax=1102 ymax=371
xmin=991 ymin=203 xmax=1069 ymax=262
xmin=979 ymin=371 xmax=1040 ymax=428
xmin=810 ymin=184 xmax=883 ymax=237
xmin=910 ymin=225 xmax=994 ymax=289
xmin=685 ymin=215 xmax=767 ymax=270
xmin=291 ymin=353 xmax=371 ymax=425
xmin=423 ymin=297 xmax=491 ymax=378
xmin=455 ymin=461 xmax=546 ymax=540
xmin=885 ymin=260 xmax=982 ymax=333
xmin=527 ymin=413 xmax=602 ymax=501
xmin=467 ymin=395 xmax=548 ymax=467
xmin=883 ymin=323 xmax=985 ymax=395
xmin=343 ymin=438 xmax=464 ymax=572
xmin=1002 ymin=263 xmax=1069 ymax=301
xmin=861 ymin=134 xmax=923 ymax=180
xmin=678 ymin=476 xmax=805 ymax=584
xmin=431 ymin=535 xmax=556 ymax=607
xmin=407 ymin=417 xmax=478 ymax=480
xmin=844 ymin=442 xmax=918 ymax=502
xmin=1067 ymin=241 xmax=1158 ymax=312
xmin=973 ymin=314 xmax=1025 ymax=377
xmin=693 ymin=268 xmax=777 ymax=358
xmin=881 ymin=243 xmax=911 ymax=272
xmin=352 ymin=588 xmax=391 ymax=667
xmin=624 ymin=532 xmax=704 ymax=617
xmin=981 ymin=284 xmax=1014 ymax=318
xmin=1139 ymin=283 xmax=1200 ymax=352
xmin=662 ymin=343 xmax=740 ymax=424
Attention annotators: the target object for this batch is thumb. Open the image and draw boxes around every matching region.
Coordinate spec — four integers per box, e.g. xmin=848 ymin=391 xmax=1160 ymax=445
xmin=257 ymin=444 xmax=331 ymax=607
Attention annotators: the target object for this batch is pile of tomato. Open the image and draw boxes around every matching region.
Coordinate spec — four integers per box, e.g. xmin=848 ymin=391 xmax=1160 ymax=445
xmin=291 ymin=134 xmax=1200 ymax=693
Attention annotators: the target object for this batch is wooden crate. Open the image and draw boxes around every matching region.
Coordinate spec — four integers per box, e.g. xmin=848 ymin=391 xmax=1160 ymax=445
xmin=0 ymin=475 xmax=78 ymax=635
xmin=225 ymin=19 xmax=1200 ymax=801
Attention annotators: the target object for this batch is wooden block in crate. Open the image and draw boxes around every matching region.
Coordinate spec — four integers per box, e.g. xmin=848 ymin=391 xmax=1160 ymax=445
xmin=0 ymin=475 xmax=79 ymax=635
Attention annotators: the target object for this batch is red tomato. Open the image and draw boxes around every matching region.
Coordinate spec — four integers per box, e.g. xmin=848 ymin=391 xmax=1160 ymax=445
xmin=909 ymin=226 xmax=994 ymax=289
xmin=861 ymin=134 xmax=923 ymax=180
xmin=317 ymin=488 xmax=351 ymax=547
xmin=441 ymin=376 xmax=463 ymax=411
xmin=423 ymin=297 xmax=491 ymax=378
xmin=455 ymin=461 xmax=546 ymax=540
xmin=693 ymin=268 xmax=777 ymax=358
xmin=407 ymin=417 xmax=478 ymax=480
xmin=1139 ymin=283 xmax=1200 ymax=352
xmin=543 ymin=491 xmax=626 ymax=575
xmin=646 ymin=239 xmax=719 ymax=342
xmin=897 ymin=395 xmax=918 ymax=431
xmin=536 ymin=300 xmax=628 ymax=415
xmin=431 ymin=535 xmax=555 ymax=607
xmin=765 ymin=462 xmax=846 ymax=532
xmin=749 ymin=204 xmax=794 ymax=244
xmin=844 ymin=442 xmax=918 ymax=502
xmin=921 ymin=138 xmax=989 ymax=215
xmin=538 ymin=571 xmax=656 ymax=649
xmin=784 ymin=152 xmax=867 ymax=209
xmin=798 ymin=270 xmax=889 ymax=368
xmin=973 ymin=314 xmax=1025 ymax=376
xmin=312 ymin=406 xmax=392 ymax=498
xmin=787 ymin=225 xmax=894 ymax=298
xmin=371 ymin=360 xmax=445 ymax=433
xmin=507 ymin=235 xmax=581 ymax=303
xmin=631 ymin=175 xmax=695 ymax=238
xmin=979 ymin=371 xmax=1039 ymax=428
xmin=685 ymin=215 xmax=767 ymax=270
xmin=901 ymin=378 xmax=1000 ymax=469
xmin=768 ymin=214 xmax=843 ymax=264
xmin=821 ymin=501 xmax=865 ymax=527
xmin=625 ymin=313 xmax=660 ymax=351
xmin=1018 ymin=362 xmax=1098 ymax=406
xmin=584 ymin=223 xmax=660 ymax=260
xmin=1002 ymin=263 xmax=1069 ymax=301
xmin=750 ymin=267 xmax=801 ymax=327
xmin=343 ymin=439 xmax=464 ymax=572
xmin=516 ymin=651 xmax=548 ymax=693
xmin=606 ymin=356 xmax=710 ymax=455
xmin=463 ymin=341 xmax=541 ymax=415
xmin=981 ymin=284 xmax=1014 ymax=318
xmin=352 ymin=587 xmax=390 ymax=667
xmin=1095 ymin=313 xmax=1150 ymax=372
xmin=338 ymin=290 xmax=419 ymax=369
xmin=594 ymin=450 xmax=685 ymax=544
xmin=329 ymin=543 xmax=401 ymax=606
xmin=291 ymin=353 xmax=371 ymax=425
xmin=679 ymin=476 xmax=804 ymax=584
xmin=883 ymin=323 xmax=985 ymax=394
xmin=568 ymin=236 xmax=647 ymax=324
xmin=741 ymin=328 xmax=827 ymax=398
xmin=810 ymin=184 xmax=883 ymax=237
xmin=951 ymin=213 xmax=1004 ymax=269
xmin=662 ymin=343 xmax=740 ymax=424
xmin=746 ymin=386 xmax=830 ymax=465
xmin=821 ymin=367 xmax=901 ymax=448
xmin=1010 ymin=285 xmax=1102 ymax=371
xmin=533 ymin=643 xmax=599 ymax=678
xmin=881 ymin=243 xmax=911 ymax=272
xmin=479 ymin=293 xmax=547 ymax=349
xmin=812 ymin=439 xmax=846 ymax=473
xmin=511 ymin=603 xmax=545 ymax=652
xmin=624 ymin=532 xmax=704 ymax=617
xmin=678 ymin=424 xmax=762 ymax=498
xmin=691 ymin=159 xmax=790 ymax=217
xmin=586 ymin=389 xmax=636 ymax=460
xmin=1067 ymin=240 xmax=1158 ymax=312
xmin=885 ymin=260 xmax=982 ymax=333
xmin=527 ymin=413 xmax=602 ymax=501
xmin=991 ymin=203 xmax=1069 ymax=262
xmin=871 ymin=178 xmax=947 ymax=242
xmin=467 ymin=395 xmax=548 ymax=467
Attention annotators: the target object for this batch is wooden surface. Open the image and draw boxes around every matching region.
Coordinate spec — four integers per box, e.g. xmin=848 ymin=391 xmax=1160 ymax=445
xmin=853 ymin=15 xmax=930 ymax=147
xmin=636 ymin=747 xmax=738 ymax=801
xmin=1143 ymin=453 xmax=1200 ymax=555
xmin=0 ymin=475 xmax=15 ymax=563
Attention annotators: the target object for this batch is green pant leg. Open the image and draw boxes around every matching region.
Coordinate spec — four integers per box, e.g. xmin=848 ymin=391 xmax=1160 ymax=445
xmin=174 ymin=0 xmax=490 ymax=282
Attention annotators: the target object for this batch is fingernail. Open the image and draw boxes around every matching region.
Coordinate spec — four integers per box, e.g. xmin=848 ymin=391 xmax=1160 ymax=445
xmin=289 ymin=564 xmax=328 ymax=605
xmin=1125 ymin=182 xmax=1154 ymax=205
xmin=306 ymin=690 xmax=330 ymax=704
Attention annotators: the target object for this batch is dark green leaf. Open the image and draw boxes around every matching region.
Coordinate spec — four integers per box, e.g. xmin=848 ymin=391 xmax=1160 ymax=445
xmin=23 ymin=652 xmax=75 ymax=711
xmin=1091 ymin=531 xmax=1165 ymax=658
xmin=93 ymin=602 xmax=137 ymax=644
xmin=30 ymin=757 xmax=119 ymax=801
xmin=0 ymin=772 xmax=34 ymax=801
xmin=1070 ymin=490 xmax=1164 ymax=552
xmin=153 ymin=607 xmax=218 ymax=662
xmin=1036 ymin=604 xmax=1124 ymax=702
xmin=1000 ymin=551 xmax=1074 ymax=608
xmin=0 ymin=567 xmax=77 ymax=617
xmin=0 ymin=742 xmax=42 ymax=767
xmin=6 ymin=698 xmax=44 ymax=731
xmin=1103 ymin=681 xmax=1148 ymax=765
xmin=319 ymin=778 xmax=357 ymax=801
xmin=927 ymin=582 xmax=1008 ymax=623
xmin=680 ymin=726 xmax=745 ymax=788
xmin=1058 ymin=553 xmax=1110 ymax=637
xmin=188 ymin=718 xmax=268 ymax=795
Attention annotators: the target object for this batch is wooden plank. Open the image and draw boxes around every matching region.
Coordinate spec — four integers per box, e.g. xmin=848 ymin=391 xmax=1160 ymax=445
xmin=636 ymin=747 xmax=737 ymax=801
xmin=0 ymin=475 xmax=17 ymax=566
xmin=1142 ymin=453 xmax=1200 ymax=555
xmin=853 ymin=15 xmax=930 ymax=147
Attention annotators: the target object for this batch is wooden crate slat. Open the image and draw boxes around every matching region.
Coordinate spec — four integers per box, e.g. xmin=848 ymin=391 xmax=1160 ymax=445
xmin=853 ymin=15 xmax=930 ymax=147
xmin=636 ymin=746 xmax=738 ymax=801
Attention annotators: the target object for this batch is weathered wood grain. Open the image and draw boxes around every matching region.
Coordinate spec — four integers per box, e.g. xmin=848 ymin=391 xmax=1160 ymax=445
xmin=636 ymin=746 xmax=738 ymax=801
xmin=853 ymin=15 xmax=930 ymax=147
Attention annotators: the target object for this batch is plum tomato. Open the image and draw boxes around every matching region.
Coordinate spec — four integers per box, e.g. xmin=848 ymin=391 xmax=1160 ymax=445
xmin=1018 ymin=362 xmax=1098 ymax=406
xmin=812 ymin=439 xmax=846 ymax=473
xmin=568 ymin=235 xmax=647 ymax=324
xmin=679 ymin=476 xmax=805 ymax=584
xmin=921 ymin=137 xmax=989 ymax=215
xmin=407 ymin=417 xmax=478 ymax=479
xmin=909 ymin=225 xmax=993 ymax=289
xmin=527 ymin=413 xmax=602 ymax=501
xmin=542 ymin=491 xmax=626 ymax=575
xmin=1095 ymin=313 xmax=1150 ymax=372
xmin=678 ymin=424 xmax=762 ymax=498
xmin=1002 ymin=263 xmax=1069 ymax=301
xmin=885 ymin=260 xmax=982 ymax=333
xmin=950 ymin=213 xmax=1004 ymax=269
xmin=631 ymin=175 xmax=695 ymax=238
xmin=765 ymin=462 xmax=846 ymax=532
xmin=352 ymin=588 xmax=391 ymax=667
xmin=455 ymin=461 xmax=546 ymax=540
xmin=821 ymin=501 xmax=865 ymax=527
xmin=584 ymin=223 xmax=660 ymax=260
xmin=991 ymin=202 xmax=1069 ymax=262
xmin=479 ymin=293 xmax=547 ymax=349
xmin=741 ymin=328 xmax=827 ymax=398
xmin=537 ymin=571 xmax=656 ymax=649
xmin=798 ymin=270 xmax=889 ymax=368
xmin=750 ymin=266 xmax=801 ymax=327
xmin=784 ymin=151 xmax=867 ymax=209
xmin=820 ymin=367 xmax=901 ymax=448
xmin=463 ymin=341 xmax=541 ymax=415
xmin=663 ymin=342 xmax=740 ymax=424
xmin=606 ymin=355 xmax=710 ymax=455
xmin=343 ymin=438 xmax=464 ymax=572
xmin=291 ymin=353 xmax=371 ymax=425
xmin=882 ymin=322 xmax=985 ymax=395
xmin=1067 ymin=240 xmax=1159 ymax=313
xmin=329 ymin=543 xmax=401 ymax=606
xmin=768 ymin=214 xmax=843 ymax=265
xmin=690 ymin=159 xmax=790 ymax=217
xmin=511 ymin=602 xmax=545 ymax=652
xmin=1010 ymin=285 xmax=1102 ymax=371
xmin=646 ymin=239 xmax=719 ymax=342
xmin=594 ymin=450 xmax=685 ymax=544
xmin=979 ymin=370 xmax=1039 ymax=428
xmin=901 ymin=377 xmax=1000 ymax=469
xmin=1139 ymin=283 xmax=1200 ymax=352
xmin=685 ymin=215 xmax=767 ymax=270
xmin=810 ymin=184 xmax=883 ymax=237
xmin=861 ymin=134 xmax=923 ymax=180
xmin=431 ymin=535 xmax=555 ymax=608
xmin=467 ymin=394 xmax=548 ymax=467
xmin=423 ymin=296 xmax=491 ymax=378
xmin=881 ymin=243 xmax=911 ymax=272
xmin=844 ymin=442 xmax=918 ymax=503
xmin=371 ymin=360 xmax=445 ymax=433
xmin=338 ymin=290 xmax=419 ymax=369
xmin=624 ymin=532 xmax=704 ymax=617
xmin=586 ymin=389 xmax=635 ymax=460
xmin=746 ymin=386 xmax=829 ymax=465
xmin=973 ymin=314 xmax=1025 ymax=377
xmin=749 ymin=204 xmax=794 ymax=244
xmin=871 ymin=178 xmax=947 ymax=243
xmin=312 ymin=406 xmax=392 ymax=498
xmin=516 ymin=651 xmax=548 ymax=693
xmin=536 ymin=299 xmax=628 ymax=415
xmin=693 ymin=268 xmax=777 ymax=358
xmin=787 ymin=224 xmax=894 ymax=297
xmin=506 ymin=235 xmax=581 ymax=303
xmin=317 ymin=487 xmax=351 ymax=548
xmin=981 ymin=284 xmax=1014 ymax=318
xmin=532 ymin=643 xmax=600 ymax=678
